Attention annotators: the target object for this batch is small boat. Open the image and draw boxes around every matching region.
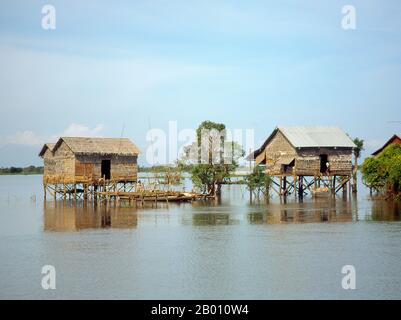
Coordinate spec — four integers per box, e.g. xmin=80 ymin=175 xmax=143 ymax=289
xmin=311 ymin=187 xmax=330 ymax=197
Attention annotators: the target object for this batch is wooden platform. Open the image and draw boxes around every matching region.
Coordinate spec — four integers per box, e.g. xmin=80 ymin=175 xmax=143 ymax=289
xmin=96 ymin=190 xmax=208 ymax=203
xmin=269 ymin=174 xmax=352 ymax=198
xmin=43 ymin=177 xmax=210 ymax=205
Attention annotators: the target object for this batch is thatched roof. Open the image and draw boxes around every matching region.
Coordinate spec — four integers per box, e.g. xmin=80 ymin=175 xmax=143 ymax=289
xmin=248 ymin=126 xmax=356 ymax=160
xmin=41 ymin=137 xmax=140 ymax=157
xmin=38 ymin=143 xmax=56 ymax=157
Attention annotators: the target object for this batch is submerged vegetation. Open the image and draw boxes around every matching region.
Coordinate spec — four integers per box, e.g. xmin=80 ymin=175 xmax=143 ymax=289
xmin=244 ymin=166 xmax=271 ymax=201
xmin=0 ymin=166 xmax=44 ymax=175
xmin=362 ymin=144 xmax=401 ymax=199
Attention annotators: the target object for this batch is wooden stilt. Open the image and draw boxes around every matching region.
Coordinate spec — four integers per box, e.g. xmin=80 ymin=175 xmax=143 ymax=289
xmin=283 ymin=176 xmax=287 ymax=197
xmin=293 ymin=175 xmax=299 ymax=198
xmin=298 ymin=176 xmax=304 ymax=198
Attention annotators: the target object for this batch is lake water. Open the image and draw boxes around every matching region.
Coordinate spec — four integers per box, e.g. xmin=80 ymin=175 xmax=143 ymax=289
xmin=0 ymin=174 xmax=400 ymax=300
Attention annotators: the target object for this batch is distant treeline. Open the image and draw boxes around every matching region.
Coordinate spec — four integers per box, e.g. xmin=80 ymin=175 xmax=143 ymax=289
xmin=0 ymin=166 xmax=44 ymax=175
xmin=138 ymin=165 xmax=191 ymax=173
xmin=138 ymin=164 xmax=249 ymax=176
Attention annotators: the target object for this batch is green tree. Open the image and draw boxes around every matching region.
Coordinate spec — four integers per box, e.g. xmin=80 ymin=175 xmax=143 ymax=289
xmin=182 ymin=120 xmax=244 ymax=196
xmin=244 ymin=166 xmax=271 ymax=201
xmin=361 ymin=144 xmax=401 ymax=197
xmin=10 ymin=167 xmax=23 ymax=174
xmin=352 ymin=137 xmax=364 ymax=193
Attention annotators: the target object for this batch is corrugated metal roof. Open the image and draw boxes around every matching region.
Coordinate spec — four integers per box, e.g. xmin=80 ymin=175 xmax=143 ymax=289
xmin=278 ymin=126 xmax=356 ymax=148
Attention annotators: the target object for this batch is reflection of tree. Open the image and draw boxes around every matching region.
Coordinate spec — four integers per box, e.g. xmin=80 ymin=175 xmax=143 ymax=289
xmin=191 ymin=213 xmax=231 ymax=226
xmin=370 ymin=201 xmax=401 ymax=221
xmin=247 ymin=212 xmax=265 ymax=224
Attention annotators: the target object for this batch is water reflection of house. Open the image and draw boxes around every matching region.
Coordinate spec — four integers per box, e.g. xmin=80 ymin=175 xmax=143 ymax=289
xmin=248 ymin=200 xmax=353 ymax=224
xmin=44 ymin=203 xmax=138 ymax=231
xmin=372 ymin=134 xmax=401 ymax=156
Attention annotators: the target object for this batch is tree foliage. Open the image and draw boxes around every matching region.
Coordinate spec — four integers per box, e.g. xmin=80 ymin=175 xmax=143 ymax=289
xmin=180 ymin=120 xmax=244 ymax=196
xmin=353 ymin=137 xmax=364 ymax=160
xmin=0 ymin=166 xmax=43 ymax=175
xmin=244 ymin=166 xmax=271 ymax=200
xmin=361 ymin=144 xmax=401 ymax=196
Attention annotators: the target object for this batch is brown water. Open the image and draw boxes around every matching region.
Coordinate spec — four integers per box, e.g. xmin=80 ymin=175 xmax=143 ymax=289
xmin=0 ymin=175 xmax=400 ymax=299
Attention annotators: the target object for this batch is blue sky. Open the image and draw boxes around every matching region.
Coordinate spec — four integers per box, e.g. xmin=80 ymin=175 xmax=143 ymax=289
xmin=0 ymin=0 xmax=401 ymax=166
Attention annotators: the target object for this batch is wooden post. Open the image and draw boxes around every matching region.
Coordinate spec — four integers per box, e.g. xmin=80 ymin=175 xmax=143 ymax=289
xmin=249 ymin=187 xmax=253 ymax=204
xmin=93 ymin=185 xmax=97 ymax=204
xmin=342 ymin=176 xmax=347 ymax=198
xmin=348 ymin=176 xmax=352 ymax=200
xmin=298 ymin=176 xmax=304 ymax=198
xmin=294 ymin=175 xmax=297 ymax=198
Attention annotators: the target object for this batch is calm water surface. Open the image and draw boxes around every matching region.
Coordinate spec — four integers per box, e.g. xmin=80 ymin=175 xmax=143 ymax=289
xmin=0 ymin=175 xmax=400 ymax=299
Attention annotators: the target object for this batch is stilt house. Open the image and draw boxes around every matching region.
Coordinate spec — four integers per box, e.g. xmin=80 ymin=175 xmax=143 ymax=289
xmin=39 ymin=137 xmax=140 ymax=183
xmin=250 ymin=126 xmax=356 ymax=177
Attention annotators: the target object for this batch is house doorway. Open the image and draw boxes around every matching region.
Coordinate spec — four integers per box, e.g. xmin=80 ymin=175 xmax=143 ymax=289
xmin=101 ymin=160 xmax=111 ymax=180
xmin=320 ymin=154 xmax=328 ymax=173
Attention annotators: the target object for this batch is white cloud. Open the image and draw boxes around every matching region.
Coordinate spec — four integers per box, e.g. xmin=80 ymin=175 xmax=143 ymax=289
xmin=0 ymin=130 xmax=44 ymax=146
xmin=60 ymin=123 xmax=104 ymax=138
xmin=0 ymin=123 xmax=105 ymax=147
